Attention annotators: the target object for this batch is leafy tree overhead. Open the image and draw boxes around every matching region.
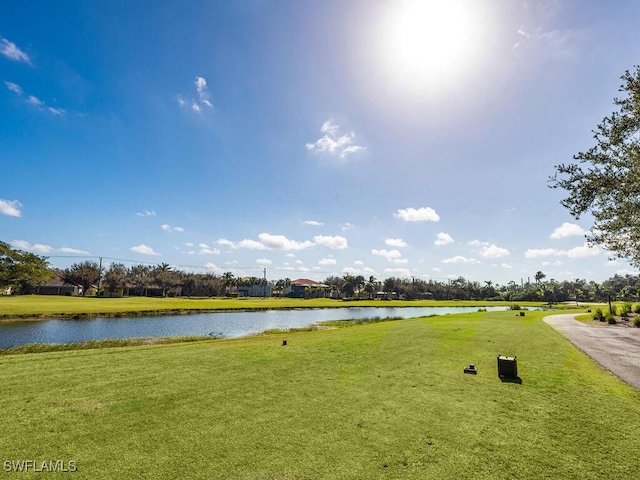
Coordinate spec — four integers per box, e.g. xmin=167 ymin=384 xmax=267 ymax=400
xmin=0 ymin=241 xmax=53 ymax=293
xmin=61 ymin=261 xmax=101 ymax=296
xmin=549 ymin=66 xmax=640 ymax=267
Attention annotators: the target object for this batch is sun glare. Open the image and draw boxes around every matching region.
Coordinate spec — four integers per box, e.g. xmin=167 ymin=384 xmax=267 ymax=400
xmin=378 ymin=0 xmax=486 ymax=95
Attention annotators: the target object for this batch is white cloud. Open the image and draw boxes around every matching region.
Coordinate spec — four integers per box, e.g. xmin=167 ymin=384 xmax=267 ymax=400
xmin=286 ymin=253 xmax=296 ymax=258
xmin=4 ymin=81 xmax=22 ymax=95
xmin=48 ymin=107 xmax=65 ymax=116
xmin=4 ymin=77 xmax=66 ymax=115
xmin=195 ymin=76 xmax=213 ymax=108
xmin=256 ymin=258 xmax=272 ymax=265
xmin=237 ymin=239 xmax=268 ymax=250
xmin=513 ymin=26 xmax=576 ymax=58
xmin=442 ymin=256 xmax=479 ymax=264
xmin=11 ymin=240 xmax=53 ymax=254
xmin=217 ymin=233 xmax=345 ymax=252
xmin=0 ymin=199 xmax=22 ymax=217
xmin=384 ymin=268 xmax=412 ymax=277
xmin=394 ymin=207 xmax=440 ymax=222
xmin=259 ymin=233 xmax=314 ymax=250
xmin=480 ymin=244 xmax=510 ymax=258
xmin=318 ymin=257 xmax=337 ymax=266
xmin=26 ymin=95 xmax=43 ymax=106
xmin=303 ymin=220 xmax=324 ymax=226
xmin=393 ymin=258 xmax=408 ymax=264
xmin=305 ymin=120 xmax=366 ymax=160
xmin=12 ymin=240 xmax=91 ymax=255
xmin=342 ymin=267 xmax=360 ymax=275
xmin=136 ymin=209 xmax=156 ymax=217
xmin=550 ymin=222 xmax=586 ymax=239
xmin=198 ymin=243 xmax=221 ymax=255
xmin=342 ymin=266 xmax=377 ymax=276
xmin=341 ymin=223 xmax=353 ymax=231
xmin=314 ymin=235 xmax=348 ymax=249
xmin=185 ymin=242 xmax=194 ymax=247
xmin=11 ymin=240 xmax=31 ymax=250
xmin=179 ymin=76 xmax=213 ymax=112
xmin=353 ymin=260 xmax=364 ymax=265
xmin=371 ymin=249 xmax=402 ymax=260
xmin=216 ymin=238 xmax=236 ymax=248
xmin=59 ymin=247 xmax=90 ymax=255
xmin=501 ymin=263 xmax=513 ymax=269
xmin=566 ymin=244 xmax=600 ymax=258
xmin=435 ymin=232 xmax=454 ymax=246
xmin=385 ymin=238 xmax=407 ymax=248
xmin=161 ymin=224 xmax=185 ymax=233
xmin=205 ymin=262 xmax=222 ymax=271
xmin=524 ymin=243 xmax=599 ymax=259
xmin=130 ymin=244 xmax=160 ymax=256
xmin=0 ymin=38 xmax=31 ymax=64
xmin=525 ymin=248 xmax=559 ymax=258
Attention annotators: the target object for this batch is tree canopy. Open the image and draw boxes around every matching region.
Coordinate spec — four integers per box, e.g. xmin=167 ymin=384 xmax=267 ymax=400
xmin=549 ymin=66 xmax=640 ymax=267
xmin=0 ymin=241 xmax=53 ymax=293
xmin=61 ymin=261 xmax=102 ymax=296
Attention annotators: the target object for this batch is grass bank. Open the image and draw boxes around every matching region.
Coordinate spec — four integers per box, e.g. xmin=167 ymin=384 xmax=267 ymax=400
xmin=1 ymin=309 xmax=638 ymax=479
xmin=0 ymin=295 xmax=544 ymax=320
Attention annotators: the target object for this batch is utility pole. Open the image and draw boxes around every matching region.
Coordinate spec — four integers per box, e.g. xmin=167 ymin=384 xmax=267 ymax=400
xmin=263 ymin=268 xmax=267 ymax=298
xmin=97 ymin=256 xmax=103 ymax=296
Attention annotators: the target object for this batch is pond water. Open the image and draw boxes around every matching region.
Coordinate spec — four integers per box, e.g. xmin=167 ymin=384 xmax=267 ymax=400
xmin=0 ymin=306 xmax=512 ymax=349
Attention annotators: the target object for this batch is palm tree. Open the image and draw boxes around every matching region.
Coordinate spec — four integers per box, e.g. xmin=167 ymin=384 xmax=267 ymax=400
xmin=222 ymin=272 xmax=235 ymax=296
xmin=342 ymin=275 xmax=356 ymax=298
xmin=354 ymin=275 xmax=365 ymax=299
xmin=365 ymin=275 xmax=377 ymax=299
xmin=152 ymin=263 xmax=181 ymax=297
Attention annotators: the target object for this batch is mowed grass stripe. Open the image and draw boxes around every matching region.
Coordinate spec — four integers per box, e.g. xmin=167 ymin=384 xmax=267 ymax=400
xmin=1 ymin=310 xmax=639 ymax=479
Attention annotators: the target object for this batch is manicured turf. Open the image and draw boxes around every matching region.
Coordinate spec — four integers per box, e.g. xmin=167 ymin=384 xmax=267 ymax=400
xmin=1 ymin=310 xmax=638 ymax=479
xmin=0 ymin=295 xmax=537 ymax=318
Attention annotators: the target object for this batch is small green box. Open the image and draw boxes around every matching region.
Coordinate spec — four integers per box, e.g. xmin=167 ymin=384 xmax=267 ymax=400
xmin=497 ymin=355 xmax=518 ymax=379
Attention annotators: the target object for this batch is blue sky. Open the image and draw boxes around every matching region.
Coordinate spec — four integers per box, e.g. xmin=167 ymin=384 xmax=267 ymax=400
xmin=2 ymin=0 xmax=639 ymax=285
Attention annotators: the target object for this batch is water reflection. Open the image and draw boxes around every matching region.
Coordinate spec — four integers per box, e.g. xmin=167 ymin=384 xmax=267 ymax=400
xmin=0 ymin=306 xmax=510 ymax=348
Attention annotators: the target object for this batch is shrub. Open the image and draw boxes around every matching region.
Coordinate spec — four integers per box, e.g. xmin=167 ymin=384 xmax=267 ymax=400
xmin=634 ymin=317 xmax=640 ymax=328
xmin=605 ymin=310 xmax=616 ymax=324
xmin=634 ymin=304 xmax=640 ymax=314
xmin=592 ymin=308 xmax=604 ymax=321
xmin=509 ymin=304 xmax=521 ymax=310
xmin=621 ymin=302 xmax=633 ymax=317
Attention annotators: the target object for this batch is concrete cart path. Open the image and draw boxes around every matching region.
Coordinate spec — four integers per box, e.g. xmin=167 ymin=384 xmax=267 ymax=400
xmin=544 ymin=314 xmax=640 ymax=390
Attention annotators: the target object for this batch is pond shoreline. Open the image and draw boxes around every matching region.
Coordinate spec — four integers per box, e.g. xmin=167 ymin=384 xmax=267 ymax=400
xmin=0 ymin=302 xmax=510 ymax=324
xmin=0 ymin=306 xmax=353 ymax=323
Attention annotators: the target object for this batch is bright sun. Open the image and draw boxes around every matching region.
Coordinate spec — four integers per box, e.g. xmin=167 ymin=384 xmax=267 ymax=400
xmin=378 ymin=0 xmax=486 ymax=95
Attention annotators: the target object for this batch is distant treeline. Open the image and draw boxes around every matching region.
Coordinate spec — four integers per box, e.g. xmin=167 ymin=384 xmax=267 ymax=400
xmin=1 ymin=240 xmax=638 ymax=302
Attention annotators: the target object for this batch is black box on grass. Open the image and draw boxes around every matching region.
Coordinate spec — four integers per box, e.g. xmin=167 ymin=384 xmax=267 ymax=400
xmin=497 ymin=355 xmax=517 ymax=379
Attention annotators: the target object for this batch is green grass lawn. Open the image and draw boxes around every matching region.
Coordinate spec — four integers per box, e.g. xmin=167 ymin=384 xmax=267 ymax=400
xmin=0 ymin=295 xmax=539 ymax=318
xmin=1 ymin=309 xmax=638 ymax=479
